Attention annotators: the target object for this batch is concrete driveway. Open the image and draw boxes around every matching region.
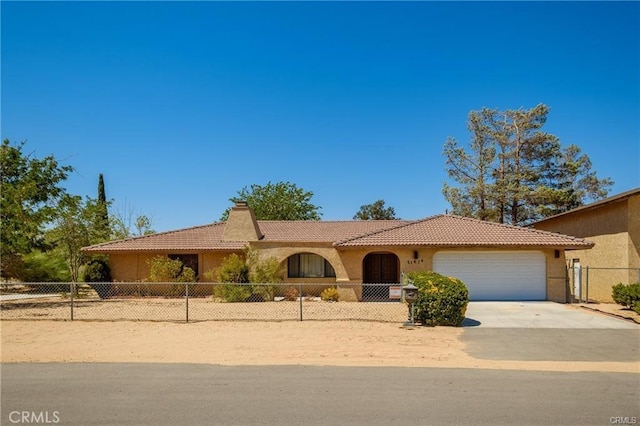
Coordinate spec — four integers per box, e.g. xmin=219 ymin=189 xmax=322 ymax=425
xmin=461 ymin=302 xmax=640 ymax=362
xmin=463 ymin=301 xmax=639 ymax=329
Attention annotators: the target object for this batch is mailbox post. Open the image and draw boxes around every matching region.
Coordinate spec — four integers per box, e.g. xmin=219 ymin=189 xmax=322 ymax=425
xmin=402 ymin=281 xmax=418 ymax=327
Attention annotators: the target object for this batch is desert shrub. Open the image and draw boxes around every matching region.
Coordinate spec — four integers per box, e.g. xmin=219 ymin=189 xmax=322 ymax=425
xmin=147 ymin=256 xmax=195 ymax=283
xmin=320 ymin=287 xmax=340 ymax=302
xmin=147 ymin=255 xmax=195 ymax=296
xmin=612 ymin=283 xmax=640 ymax=308
xmin=247 ymin=248 xmax=283 ymax=302
xmin=283 ymin=286 xmax=299 ymax=301
xmin=214 ymin=253 xmax=249 ymax=284
xmin=213 ymin=283 xmax=251 ymax=302
xmin=407 ymin=271 xmax=469 ymax=327
xmin=247 ymin=249 xmax=283 ymax=283
xmin=83 ymin=259 xmax=113 ymax=299
xmin=209 ymin=249 xmax=286 ymax=302
xmin=209 ymin=253 xmax=250 ymax=302
xmin=250 ymin=285 xmax=277 ymax=302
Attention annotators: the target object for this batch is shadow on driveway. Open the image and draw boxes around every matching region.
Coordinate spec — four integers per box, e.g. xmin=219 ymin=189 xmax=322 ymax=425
xmin=461 ymin=328 xmax=640 ymax=362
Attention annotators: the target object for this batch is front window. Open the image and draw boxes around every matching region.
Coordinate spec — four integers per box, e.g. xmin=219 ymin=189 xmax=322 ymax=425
xmin=287 ymin=253 xmax=336 ymax=278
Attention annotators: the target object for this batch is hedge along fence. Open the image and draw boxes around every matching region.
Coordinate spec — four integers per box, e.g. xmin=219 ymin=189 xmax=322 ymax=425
xmin=0 ymin=282 xmax=408 ymax=323
xmin=611 ymin=282 xmax=640 ymax=315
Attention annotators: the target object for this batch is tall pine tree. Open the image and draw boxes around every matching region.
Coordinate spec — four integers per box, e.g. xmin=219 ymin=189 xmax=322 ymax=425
xmin=96 ymin=174 xmax=110 ymax=241
xmin=443 ymin=105 xmax=612 ymax=226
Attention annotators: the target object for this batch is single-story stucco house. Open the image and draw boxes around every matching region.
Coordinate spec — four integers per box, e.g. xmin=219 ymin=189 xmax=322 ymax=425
xmin=532 ymin=187 xmax=640 ymax=302
xmin=83 ymin=202 xmax=594 ymax=302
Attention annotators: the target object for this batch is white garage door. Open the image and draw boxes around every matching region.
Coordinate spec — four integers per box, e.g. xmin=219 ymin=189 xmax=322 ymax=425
xmin=433 ymin=251 xmax=546 ymax=301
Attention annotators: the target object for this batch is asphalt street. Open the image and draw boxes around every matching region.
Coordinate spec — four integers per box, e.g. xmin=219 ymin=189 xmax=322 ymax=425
xmin=2 ymin=363 xmax=638 ymax=426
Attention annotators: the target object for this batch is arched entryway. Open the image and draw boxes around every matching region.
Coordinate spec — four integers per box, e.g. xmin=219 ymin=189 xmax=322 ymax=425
xmin=362 ymin=252 xmax=399 ymax=301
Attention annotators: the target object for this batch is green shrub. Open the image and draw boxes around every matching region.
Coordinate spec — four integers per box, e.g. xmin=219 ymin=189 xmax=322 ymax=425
xmin=407 ymin=271 xmax=469 ymax=327
xmin=83 ymin=259 xmax=111 ymax=282
xmin=320 ymin=287 xmax=340 ymax=302
xmin=250 ymin=285 xmax=277 ymax=302
xmin=146 ymin=255 xmax=195 ymax=296
xmin=208 ymin=253 xmax=250 ymax=302
xmin=246 ymin=249 xmax=282 ymax=301
xmin=213 ymin=254 xmax=249 ymax=284
xmin=633 ymin=302 xmax=640 ymax=315
xmin=83 ymin=259 xmax=112 ymax=299
xmin=213 ymin=284 xmax=251 ymax=302
xmin=612 ymin=283 xmax=640 ymax=308
xmin=147 ymin=256 xmax=195 ymax=283
xmin=19 ymin=250 xmax=71 ymax=282
xmin=247 ymin=249 xmax=283 ymax=283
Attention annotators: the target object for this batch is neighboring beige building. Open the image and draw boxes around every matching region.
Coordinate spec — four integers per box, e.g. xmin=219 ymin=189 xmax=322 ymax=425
xmin=533 ymin=188 xmax=640 ymax=302
xmin=83 ymin=202 xmax=594 ymax=303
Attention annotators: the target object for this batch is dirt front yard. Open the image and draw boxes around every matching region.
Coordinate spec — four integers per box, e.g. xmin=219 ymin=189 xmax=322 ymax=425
xmin=2 ymin=319 xmax=637 ymax=374
xmin=2 ymin=295 xmax=638 ymax=373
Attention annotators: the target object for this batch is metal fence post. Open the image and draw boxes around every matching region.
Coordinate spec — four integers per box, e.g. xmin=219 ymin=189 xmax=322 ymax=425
xmin=70 ymin=282 xmax=74 ymax=321
xmin=185 ymin=282 xmax=189 ymax=323
xmin=585 ymin=266 xmax=589 ymax=304
xmin=299 ymin=282 xmax=303 ymax=321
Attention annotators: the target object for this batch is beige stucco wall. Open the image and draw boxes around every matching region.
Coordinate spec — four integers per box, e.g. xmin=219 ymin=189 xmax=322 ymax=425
xmin=108 ymin=253 xmax=154 ymax=282
xmin=544 ymin=249 xmax=569 ymax=303
xmin=105 ymin=246 xmax=570 ymax=302
xmin=108 ymin=252 xmax=231 ymax=282
xmin=535 ymin=194 xmax=640 ymax=302
xmin=535 ymin=200 xmax=629 ymax=268
xmin=628 ymin=194 xmax=640 ymax=272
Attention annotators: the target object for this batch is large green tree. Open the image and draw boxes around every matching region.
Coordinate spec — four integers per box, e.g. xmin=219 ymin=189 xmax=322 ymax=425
xmin=48 ymin=195 xmax=107 ymax=282
xmin=1 ymin=140 xmax=73 ymax=279
xmin=353 ymin=199 xmax=398 ymax=220
xmin=220 ymin=181 xmax=322 ymax=221
xmin=443 ymin=105 xmax=612 ymax=225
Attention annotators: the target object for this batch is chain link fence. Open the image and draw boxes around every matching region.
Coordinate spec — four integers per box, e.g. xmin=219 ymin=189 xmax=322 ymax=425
xmin=0 ymin=282 xmax=409 ymax=323
xmin=567 ymin=267 xmax=640 ymax=303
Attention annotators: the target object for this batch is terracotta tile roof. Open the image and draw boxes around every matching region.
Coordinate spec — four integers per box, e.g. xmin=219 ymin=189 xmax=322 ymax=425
xmin=83 ymin=215 xmax=593 ymax=253
xmin=82 ymin=223 xmax=245 ymax=252
xmin=257 ymin=220 xmax=410 ymax=242
xmin=83 ymin=220 xmax=408 ymax=252
xmin=335 ymin=215 xmax=594 ymax=249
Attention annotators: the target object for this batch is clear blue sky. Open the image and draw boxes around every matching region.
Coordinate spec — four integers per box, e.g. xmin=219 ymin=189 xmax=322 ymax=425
xmin=2 ymin=1 xmax=639 ymax=232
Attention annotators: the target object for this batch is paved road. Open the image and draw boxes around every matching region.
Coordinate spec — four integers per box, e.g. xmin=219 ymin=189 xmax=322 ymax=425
xmin=2 ymin=363 xmax=638 ymax=426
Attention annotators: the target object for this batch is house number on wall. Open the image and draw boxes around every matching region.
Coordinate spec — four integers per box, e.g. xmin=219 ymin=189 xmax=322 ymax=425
xmin=407 ymin=259 xmax=424 ymax=265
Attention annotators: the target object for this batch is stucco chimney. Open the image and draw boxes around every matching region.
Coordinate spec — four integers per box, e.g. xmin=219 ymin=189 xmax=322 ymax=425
xmin=222 ymin=201 xmax=263 ymax=241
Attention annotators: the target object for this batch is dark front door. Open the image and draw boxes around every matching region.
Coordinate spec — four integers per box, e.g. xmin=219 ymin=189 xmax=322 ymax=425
xmin=363 ymin=253 xmax=398 ymax=301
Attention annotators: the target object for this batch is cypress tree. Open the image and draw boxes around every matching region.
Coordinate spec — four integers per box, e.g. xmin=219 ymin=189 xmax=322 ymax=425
xmin=96 ymin=174 xmax=110 ymax=240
